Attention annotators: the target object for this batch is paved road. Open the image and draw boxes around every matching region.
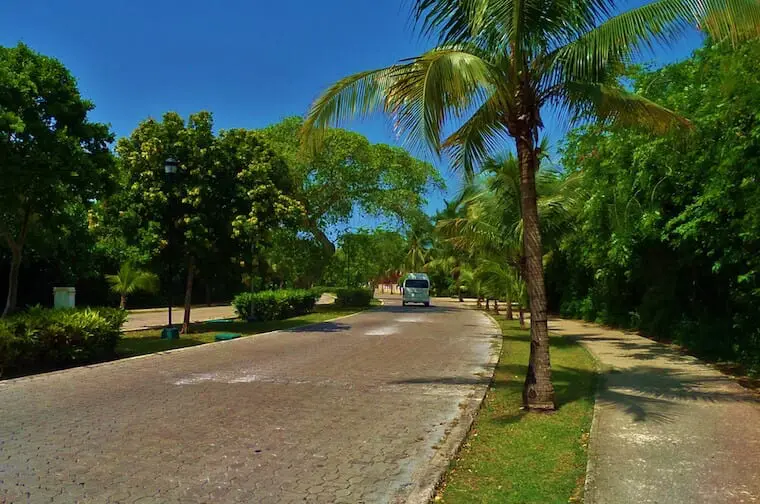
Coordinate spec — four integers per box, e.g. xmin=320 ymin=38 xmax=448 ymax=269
xmin=553 ymin=319 xmax=760 ymax=504
xmin=0 ymin=298 xmax=499 ymax=503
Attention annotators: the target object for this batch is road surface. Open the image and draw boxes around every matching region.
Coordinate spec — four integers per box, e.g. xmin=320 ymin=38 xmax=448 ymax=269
xmin=0 ymin=297 xmax=499 ymax=503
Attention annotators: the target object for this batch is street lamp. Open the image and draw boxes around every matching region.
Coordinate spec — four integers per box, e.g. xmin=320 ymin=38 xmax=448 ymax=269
xmin=161 ymin=157 xmax=180 ymax=340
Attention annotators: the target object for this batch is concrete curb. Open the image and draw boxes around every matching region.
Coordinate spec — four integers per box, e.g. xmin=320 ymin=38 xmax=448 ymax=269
xmin=0 ymin=305 xmax=377 ymax=387
xmin=571 ymin=323 xmax=606 ymax=504
xmin=399 ymin=307 xmax=503 ymax=504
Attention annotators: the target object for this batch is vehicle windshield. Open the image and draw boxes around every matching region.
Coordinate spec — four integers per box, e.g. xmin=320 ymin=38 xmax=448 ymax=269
xmin=405 ymin=279 xmax=429 ymax=289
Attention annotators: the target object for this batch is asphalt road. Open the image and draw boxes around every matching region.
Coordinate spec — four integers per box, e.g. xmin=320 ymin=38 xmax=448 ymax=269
xmin=0 ymin=297 xmax=499 ymax=503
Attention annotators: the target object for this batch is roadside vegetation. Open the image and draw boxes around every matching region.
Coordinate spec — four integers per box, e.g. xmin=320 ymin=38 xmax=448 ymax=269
xmin=437 ymin=318 xmax=597 ymax=503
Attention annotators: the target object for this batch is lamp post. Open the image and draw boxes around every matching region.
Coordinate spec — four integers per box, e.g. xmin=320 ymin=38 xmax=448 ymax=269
xmin=161 ymin=157 xmax=179 ymax=340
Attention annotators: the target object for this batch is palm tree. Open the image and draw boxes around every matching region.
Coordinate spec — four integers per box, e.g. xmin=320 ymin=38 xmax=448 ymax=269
xmin=301 ymin=0 xmax=759 ymax=410
xmin=105 ymin=263 xmax=160 ymax=310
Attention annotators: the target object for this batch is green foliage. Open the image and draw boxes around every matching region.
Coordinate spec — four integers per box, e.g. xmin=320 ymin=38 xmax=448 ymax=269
xmin=261 ymin=117 xmax=443 ymax=253
xmin=322 ymin=229 xmax=407 ymax=288
xmin=334 ymin=288 xmax=374 ymax=307
xmin=551 ymin=40 xmax=760 ymax=373
xmin=105 ymin=263 xmax=160 ymax=308
xmin=0 ymin=43 xmax=115 ymax=315
xmin=232 ymin=289 xmax=319 ymax=321
xmin=0 ymin=307 xmax=127 ymax=377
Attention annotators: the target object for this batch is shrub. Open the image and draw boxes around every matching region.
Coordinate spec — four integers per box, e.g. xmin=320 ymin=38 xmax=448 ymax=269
xmin=232 ymin=289 xmax=319 ymax=321
xmin=0 ymin=306 xmax=128 ymax=378
xmin=334 ymin=288 xmax=374 ymax=307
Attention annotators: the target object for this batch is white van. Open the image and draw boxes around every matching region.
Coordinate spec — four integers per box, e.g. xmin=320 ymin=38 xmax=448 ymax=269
xmin=402 ymin=273 xmax=431 ymax=307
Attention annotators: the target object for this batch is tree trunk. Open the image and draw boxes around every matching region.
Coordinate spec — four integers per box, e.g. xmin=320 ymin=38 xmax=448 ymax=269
xmin=517 ymin=136 xmax=556 ymax=411
xmin=3 ymin=246 xmax=23 ymax=317
xmin=506 ymin=296 xmax=514 ymax=320
xmin=120 ymin=295 xmax=127 ymax=310
xmin=485 ymin=298 xmax=490 ymax=310
xmin=494 ymin=299 xmax=499 ymax=314
xmin=181 ymin=257 xmax=195 ymax=334
xmin=477 ymin=296 xmax=482 ymax=309
xmin=519 ymin=305 xmax=526 ymax=329
xmin=2 ymin=210 xmax=31 ymax=318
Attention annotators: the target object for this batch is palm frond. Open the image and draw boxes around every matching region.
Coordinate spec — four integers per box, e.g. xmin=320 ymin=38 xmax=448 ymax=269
xmin=302 ymin=47 xmax=496 ymax=155
xmin=551 ymin=0 xmax=760 ymax=84
xmin=561 ymin=81 xmax=691 ymax=133
xmin=442 ymin=92 xmax=512 ymax=176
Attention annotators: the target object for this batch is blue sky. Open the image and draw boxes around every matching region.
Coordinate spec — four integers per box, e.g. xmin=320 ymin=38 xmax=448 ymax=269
xmin=1 ymin=0 xmax=704 ymax=223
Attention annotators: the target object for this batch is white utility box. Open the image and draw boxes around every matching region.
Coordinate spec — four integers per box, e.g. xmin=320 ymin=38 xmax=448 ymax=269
xmin=53 ymin=287 xmax=76 ymax=309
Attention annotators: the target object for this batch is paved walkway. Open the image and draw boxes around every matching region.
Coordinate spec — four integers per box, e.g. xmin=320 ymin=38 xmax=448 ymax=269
xmin=552 ymin=318 xmax=760 ymax=504
xmin=123 ymin=295 xmax=336 ymax=331
xmin=0 ymin=298 xmax=499 ymax=503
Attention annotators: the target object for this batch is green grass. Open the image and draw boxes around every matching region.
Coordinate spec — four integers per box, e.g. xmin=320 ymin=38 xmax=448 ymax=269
xmin=438 ymin=318 xmax=597 ymax=504
xmin=118 ymin=304 xmax=370 ymax=358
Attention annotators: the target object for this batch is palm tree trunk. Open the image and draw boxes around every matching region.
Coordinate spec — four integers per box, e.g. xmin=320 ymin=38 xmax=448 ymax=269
xmin=517 ymin=136 xmax=556 ymax=411
xmin=120 ymin=295 xmax=127 ymax=310
xmin=494 ymin=298 xmax=499 ymax=314
xmin=485 ymin=298 xmax=490 ymax=310
xmin=519 ymin=305 xmax=526 ymax=329
xmin=181 ymin=257 xmax=195 ymax=334
xmin=506 ymin=294 xmax=514 ymax=320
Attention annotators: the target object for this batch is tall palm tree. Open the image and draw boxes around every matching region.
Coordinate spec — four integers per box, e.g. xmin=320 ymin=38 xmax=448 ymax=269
xmin=302 ymin=0 xmax=760 ymax=409
xmin=405 ymin=233 xmax=429 ymax=271
xmin=105 ymin=263 xmax=160 ymax=310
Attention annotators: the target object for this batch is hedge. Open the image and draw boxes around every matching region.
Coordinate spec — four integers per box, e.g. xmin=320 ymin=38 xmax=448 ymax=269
xmin=334 ymin=288 xmax=374 ymax=307
xmin=0 ymin=306 xmax=128 ymax=378
xmin=232 ymin=289 xmax=319 ymax=321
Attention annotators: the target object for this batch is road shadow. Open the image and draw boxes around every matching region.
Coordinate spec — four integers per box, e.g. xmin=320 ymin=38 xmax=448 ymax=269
xmin=388 ymin=375 xmax=491 ymax=386
xmin=286 ymin=321 xmax=352 ymax=333
xmin=374 ymin=304 xmax=457 ymax=314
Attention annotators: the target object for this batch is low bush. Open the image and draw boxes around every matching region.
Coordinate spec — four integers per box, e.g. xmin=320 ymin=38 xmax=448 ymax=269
xmin=334 ymin=288 xmax=374 ymax=307
xmin=0 ymin=306 xmax=128 ymax=378
xmin=232 ymin=289 xmax=319 ymax=321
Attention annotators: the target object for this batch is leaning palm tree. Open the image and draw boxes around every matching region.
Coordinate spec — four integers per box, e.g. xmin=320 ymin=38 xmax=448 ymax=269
xmin=105 ymin=263 xmax=160 ymax=310
xmin=302 ymin=0 xmax=760 ymax=410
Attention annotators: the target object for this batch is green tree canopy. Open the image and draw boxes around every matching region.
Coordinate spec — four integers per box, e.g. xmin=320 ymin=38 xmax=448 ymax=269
xmin=0 ymin=43 xmax=115 ymax=316
xmin=552 ymin=39 xmax=760 ymax=372
xmin=110 ymin=111 xmax=301 ymax=331
xmin=261 ymin=117 xmax=444 ymax=253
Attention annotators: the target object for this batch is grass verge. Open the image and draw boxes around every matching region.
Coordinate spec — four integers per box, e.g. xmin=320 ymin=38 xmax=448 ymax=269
xmin=118 ymin=303 xmax=370 ymax=358
xmin=437 ymin=317 xmax=597 ymax=504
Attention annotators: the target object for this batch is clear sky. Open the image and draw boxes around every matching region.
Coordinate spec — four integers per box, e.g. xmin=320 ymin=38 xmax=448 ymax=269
xmin=1 ymin=0 xmax=704 ymax=221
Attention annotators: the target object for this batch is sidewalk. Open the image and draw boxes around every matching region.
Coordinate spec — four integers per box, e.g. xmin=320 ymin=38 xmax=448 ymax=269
xmin=552 ymin=318 xmax=760 ymax=504
xmin=123 ymin=294 xmax=337 ymax=331
xmin=123 ymin=305 xmax=235 ymax=331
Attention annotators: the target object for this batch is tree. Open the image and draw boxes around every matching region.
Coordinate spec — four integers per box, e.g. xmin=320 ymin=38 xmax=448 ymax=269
xmin=113 ymin=112 xmax=301 ymax=333
xmin=551 ymin=39 xmax=760 ymax=374
xmin=301 ymin=0 xmax=760 ymax=410
xmin=0 ymin=43 xmax=115 ymax=316
xmin=261 ymin=117 xmax=444 ymax=259
xmin=106 ymin=263 xmax=160 ymax=309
